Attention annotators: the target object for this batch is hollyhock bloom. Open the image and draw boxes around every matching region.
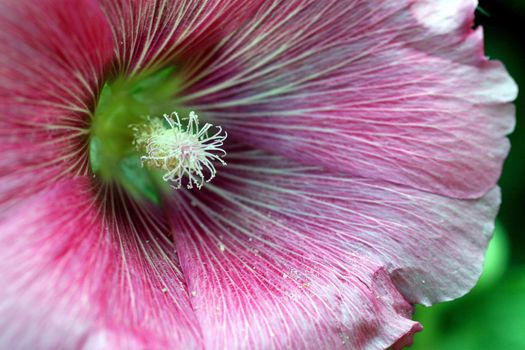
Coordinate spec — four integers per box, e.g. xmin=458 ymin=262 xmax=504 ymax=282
xmin=0 ymin=0 xmax=517 ymax=349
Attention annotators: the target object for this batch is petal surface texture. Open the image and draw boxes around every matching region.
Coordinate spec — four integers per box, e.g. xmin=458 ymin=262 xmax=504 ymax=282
xmin=0 ymin=179 xmax=202 ymax=349
xmin=169 ymin=147 xmax=500 ymax=349
xmin=98 ymin=0 xmax=264 ymax=74
xmin=182 ymin=0 xmax=517 ymax=198
xmin=0 ymin=0 xmax=113 ymax=213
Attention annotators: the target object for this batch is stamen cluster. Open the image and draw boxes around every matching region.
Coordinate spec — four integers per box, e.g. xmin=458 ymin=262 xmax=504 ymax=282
xmin=132 ymin=111 xmax=227 ymax=189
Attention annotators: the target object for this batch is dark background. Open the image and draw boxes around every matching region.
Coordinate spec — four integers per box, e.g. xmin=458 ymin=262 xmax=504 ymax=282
xmin=412 ymin=1 xmax=525 ymax=349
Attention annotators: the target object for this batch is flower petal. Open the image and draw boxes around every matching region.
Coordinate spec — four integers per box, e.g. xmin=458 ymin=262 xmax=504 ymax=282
xmin=168 ymin=146 xmax=499 ymax=349
xmin=0 ymin=179 xmax=202 ymax=349
xmin=98 ymin=0 xmax=264 ymax=75
xmin=182 ymin=0 xmax=517 ymax=198
xmin=0 ymin=0 xmax=113 ymax=212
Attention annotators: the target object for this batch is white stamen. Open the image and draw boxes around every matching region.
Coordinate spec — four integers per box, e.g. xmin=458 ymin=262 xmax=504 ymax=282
xmin=132 ymin=111 xmax=227 ymax=189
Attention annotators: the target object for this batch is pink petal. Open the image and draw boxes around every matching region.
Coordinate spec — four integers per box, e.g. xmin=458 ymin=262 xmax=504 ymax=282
xmin=0 ymin=179 xmax=202 ymax=349
xmin=168 ymin=146 xmax=499 ymax=349
xmin=98 ymin=0 xmax=265 ymax=75
xmin=0 ymin=0 xmax=113 ymax=212
xmin=182 ymin=0 xmax=517 ymax=199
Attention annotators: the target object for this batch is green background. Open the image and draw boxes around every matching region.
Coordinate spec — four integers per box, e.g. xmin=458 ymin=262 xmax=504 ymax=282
xmin=411 ymin=1 xmax=525 ymax=349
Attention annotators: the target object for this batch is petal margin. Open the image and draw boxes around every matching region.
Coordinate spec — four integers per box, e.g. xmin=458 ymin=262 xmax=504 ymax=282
xmin=168 ymin=146 xmax=499 ymax=349
xmin=0 ymin=179 xmax=202 ymax=349
xmin=182 ymin=0 xmax=517 ymax=199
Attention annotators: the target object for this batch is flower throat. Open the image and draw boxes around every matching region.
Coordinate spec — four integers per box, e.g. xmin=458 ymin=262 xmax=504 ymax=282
xmin=89 ymin=67 xmax=227 ymax=204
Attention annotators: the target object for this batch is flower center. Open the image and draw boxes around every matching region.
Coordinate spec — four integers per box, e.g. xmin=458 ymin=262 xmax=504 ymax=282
xmin=89 ymin=67 xmax=225 ymax=203
xmin=131 ymin=111 xmax=227 ymax=190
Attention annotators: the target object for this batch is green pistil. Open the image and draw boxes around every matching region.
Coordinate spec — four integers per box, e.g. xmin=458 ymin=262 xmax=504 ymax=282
xmin=89 ymin=67 xmax=186 ymax=204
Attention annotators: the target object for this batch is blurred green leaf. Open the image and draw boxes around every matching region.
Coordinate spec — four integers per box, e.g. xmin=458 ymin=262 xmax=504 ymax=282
xmin=475 ymin=222 xmax=509 ymax=291
xmin=412 ymin=223 xmax=512 ymax=349
xmin=413 ymin=268 xmax=525 ymax=350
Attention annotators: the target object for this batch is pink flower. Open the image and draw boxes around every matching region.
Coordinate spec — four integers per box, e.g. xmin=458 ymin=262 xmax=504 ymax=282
xmin=0 ymin=0 xmax=517 ymax=349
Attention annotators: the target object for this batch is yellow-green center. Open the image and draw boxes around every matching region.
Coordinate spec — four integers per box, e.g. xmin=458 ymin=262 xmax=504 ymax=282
xmin=89 ymin=67 xmax=188 ymax=204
